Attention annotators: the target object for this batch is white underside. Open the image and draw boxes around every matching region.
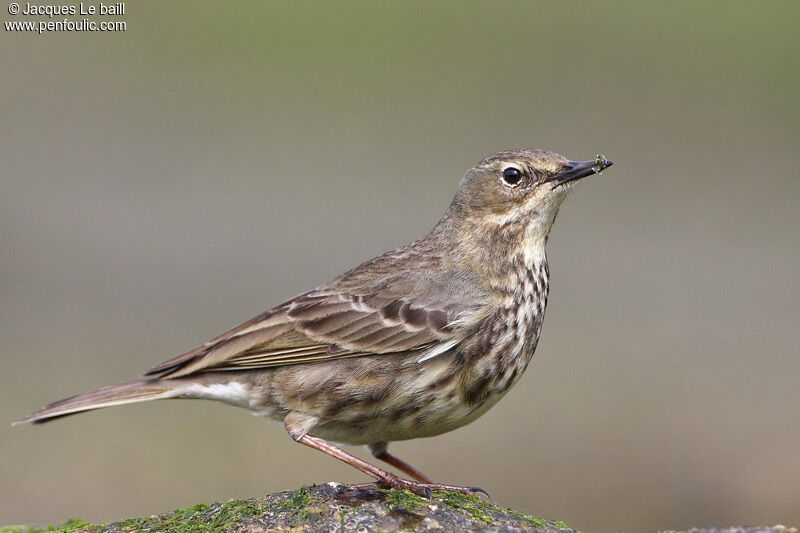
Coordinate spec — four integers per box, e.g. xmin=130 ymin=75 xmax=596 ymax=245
xmin=183 ymin=382 xmax=254 ymax=408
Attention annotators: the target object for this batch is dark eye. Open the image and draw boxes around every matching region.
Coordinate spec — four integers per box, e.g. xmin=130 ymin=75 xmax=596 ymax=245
xmin=502 ymin=167 xmax=523 ymax=187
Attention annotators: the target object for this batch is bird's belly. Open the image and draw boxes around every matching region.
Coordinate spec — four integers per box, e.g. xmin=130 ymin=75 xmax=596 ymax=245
xmin=310 ymin=391 xmax=509 ymax=445
xmin=223 ymin=344 xmax=534 ymax=446
xmin=307 ymin=362 xmax=520 ymax=446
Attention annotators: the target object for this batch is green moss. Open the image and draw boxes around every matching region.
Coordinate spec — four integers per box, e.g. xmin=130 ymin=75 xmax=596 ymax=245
xmin=435 ymin=491 xmax=494 ymax=524
xmin=113 ymin=502 xmax=214 ymax=532
xmin=275 ymin=486 xmax=323 ymax=524
xmin=381 ymin=489 xmax=428 ymax=512
xmin=106 ymin=500 xmax=267 ymax=532
xmin=0 ymin=518 xmax=100 ymax=533
xmin=206 ymin=499 xmax=263 ymax=530
xmin=285 ymin=486 xmax=313 ymax=509
xmin=2 ymin=486 xmax=575 ymax=532
xmin=433 ymin=490 xmax=569 ymax=529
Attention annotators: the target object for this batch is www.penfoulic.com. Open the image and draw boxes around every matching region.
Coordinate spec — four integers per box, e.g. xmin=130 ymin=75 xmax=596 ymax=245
xmin=4 ymin=17 xmax=126 ymax=33
xmin=5 ymin=2 xmax=126 ymax=33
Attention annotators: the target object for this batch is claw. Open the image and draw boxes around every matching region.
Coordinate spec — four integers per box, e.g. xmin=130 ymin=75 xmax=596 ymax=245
xmin=467 ymin=486 xmax=490 ymax=498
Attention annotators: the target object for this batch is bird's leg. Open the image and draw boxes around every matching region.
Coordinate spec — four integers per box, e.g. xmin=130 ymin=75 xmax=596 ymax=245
xmin=293 ymin=434 xmax=488 ymax=498
xmin=294 ymin=433 xmax=432 ymax=497
xmin=367 ymin=442 xmax=434 ymax=483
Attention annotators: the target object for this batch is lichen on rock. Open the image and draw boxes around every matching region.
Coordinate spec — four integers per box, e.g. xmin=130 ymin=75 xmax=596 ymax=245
xmin=4 ymin=485 xmax=795 ymax=533
xmin=0 ymin=483 xmax=575 ymax=532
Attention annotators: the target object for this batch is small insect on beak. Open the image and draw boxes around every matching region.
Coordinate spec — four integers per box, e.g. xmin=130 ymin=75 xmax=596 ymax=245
xmin=550 ymin=154 xmax=614 ymax=189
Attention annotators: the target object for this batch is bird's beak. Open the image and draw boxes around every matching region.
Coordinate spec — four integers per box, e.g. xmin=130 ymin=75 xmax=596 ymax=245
xmin=550 ymin=157 xmax=614 ymax=188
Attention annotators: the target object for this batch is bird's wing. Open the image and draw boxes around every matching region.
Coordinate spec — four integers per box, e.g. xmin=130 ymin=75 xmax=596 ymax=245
xmin=145 ymin=268 xmax=485 ymax=378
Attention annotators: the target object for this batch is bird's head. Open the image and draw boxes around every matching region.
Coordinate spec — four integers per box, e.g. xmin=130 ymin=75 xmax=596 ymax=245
xmin=443 ymin=149 xmax=613 ymax=264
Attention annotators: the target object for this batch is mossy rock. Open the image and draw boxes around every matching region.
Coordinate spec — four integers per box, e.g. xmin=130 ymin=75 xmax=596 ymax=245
xmin=0 ymin=483 xmax=575 ymax=532
xmin=5 ymin=485 xmax=795 ymax=532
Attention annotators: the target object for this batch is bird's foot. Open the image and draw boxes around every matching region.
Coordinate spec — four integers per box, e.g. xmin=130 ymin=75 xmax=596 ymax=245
xmin=371 ymin=476 xmax=489 ymax=499
xmin=420 ymin=482 xmax=490 ymax=498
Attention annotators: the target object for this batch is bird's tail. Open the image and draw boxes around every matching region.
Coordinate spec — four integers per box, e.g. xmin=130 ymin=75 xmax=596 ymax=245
xmin=12 ymin=379 xmax=181 ymax=425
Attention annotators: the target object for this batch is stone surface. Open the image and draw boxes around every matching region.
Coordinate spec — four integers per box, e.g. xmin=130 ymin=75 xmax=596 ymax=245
xmin=663 ymin=529 xmax=798 ymax=533
xmin=0 ymin=483 xmax=575 ymax=532
xmin=3 ymin=485 xmax=796 ymax=532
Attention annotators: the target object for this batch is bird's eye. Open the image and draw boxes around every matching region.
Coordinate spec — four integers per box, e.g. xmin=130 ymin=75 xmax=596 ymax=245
xmin=501 ymin=167 xmax=523 ymax=187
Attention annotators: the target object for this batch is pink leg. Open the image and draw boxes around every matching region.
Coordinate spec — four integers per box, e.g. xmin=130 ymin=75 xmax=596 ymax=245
xmin=368 ymin=442 xmax=434 ymax=484
xmin=294 ymin=434 xmax=488 ymax=498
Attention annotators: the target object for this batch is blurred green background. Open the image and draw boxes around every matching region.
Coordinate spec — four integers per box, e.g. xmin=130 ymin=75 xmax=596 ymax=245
xmin=2 ymin=2 xmax=798 ymax=531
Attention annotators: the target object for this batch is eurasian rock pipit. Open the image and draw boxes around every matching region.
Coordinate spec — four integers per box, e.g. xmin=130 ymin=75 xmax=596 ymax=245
xmin=16 ymin=149 xmax=613 ymax=497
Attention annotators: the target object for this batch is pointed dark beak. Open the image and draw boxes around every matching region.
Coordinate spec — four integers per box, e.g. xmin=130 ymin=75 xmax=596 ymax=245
xmin=550 ymin=157 xmax=614 ymax=188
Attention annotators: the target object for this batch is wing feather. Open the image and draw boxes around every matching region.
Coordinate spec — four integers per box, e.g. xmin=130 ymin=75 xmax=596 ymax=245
xmin=145 ymin=254 xmax=487 ymax=378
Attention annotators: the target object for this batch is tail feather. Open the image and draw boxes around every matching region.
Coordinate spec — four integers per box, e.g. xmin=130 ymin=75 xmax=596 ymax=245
xmin=13 ymin=380 xmax=180 ymax=425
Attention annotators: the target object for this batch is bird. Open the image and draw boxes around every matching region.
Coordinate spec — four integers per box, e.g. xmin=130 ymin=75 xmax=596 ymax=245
xmin=15 ymin=148 xmax=613 ymax=497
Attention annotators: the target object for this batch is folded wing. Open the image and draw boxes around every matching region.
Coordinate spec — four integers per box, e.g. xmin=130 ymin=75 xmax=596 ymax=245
xmin=146 ymin=285 xmax=481 ymax=379
xmin=145 ymin=241 xmax=488 ymax=379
